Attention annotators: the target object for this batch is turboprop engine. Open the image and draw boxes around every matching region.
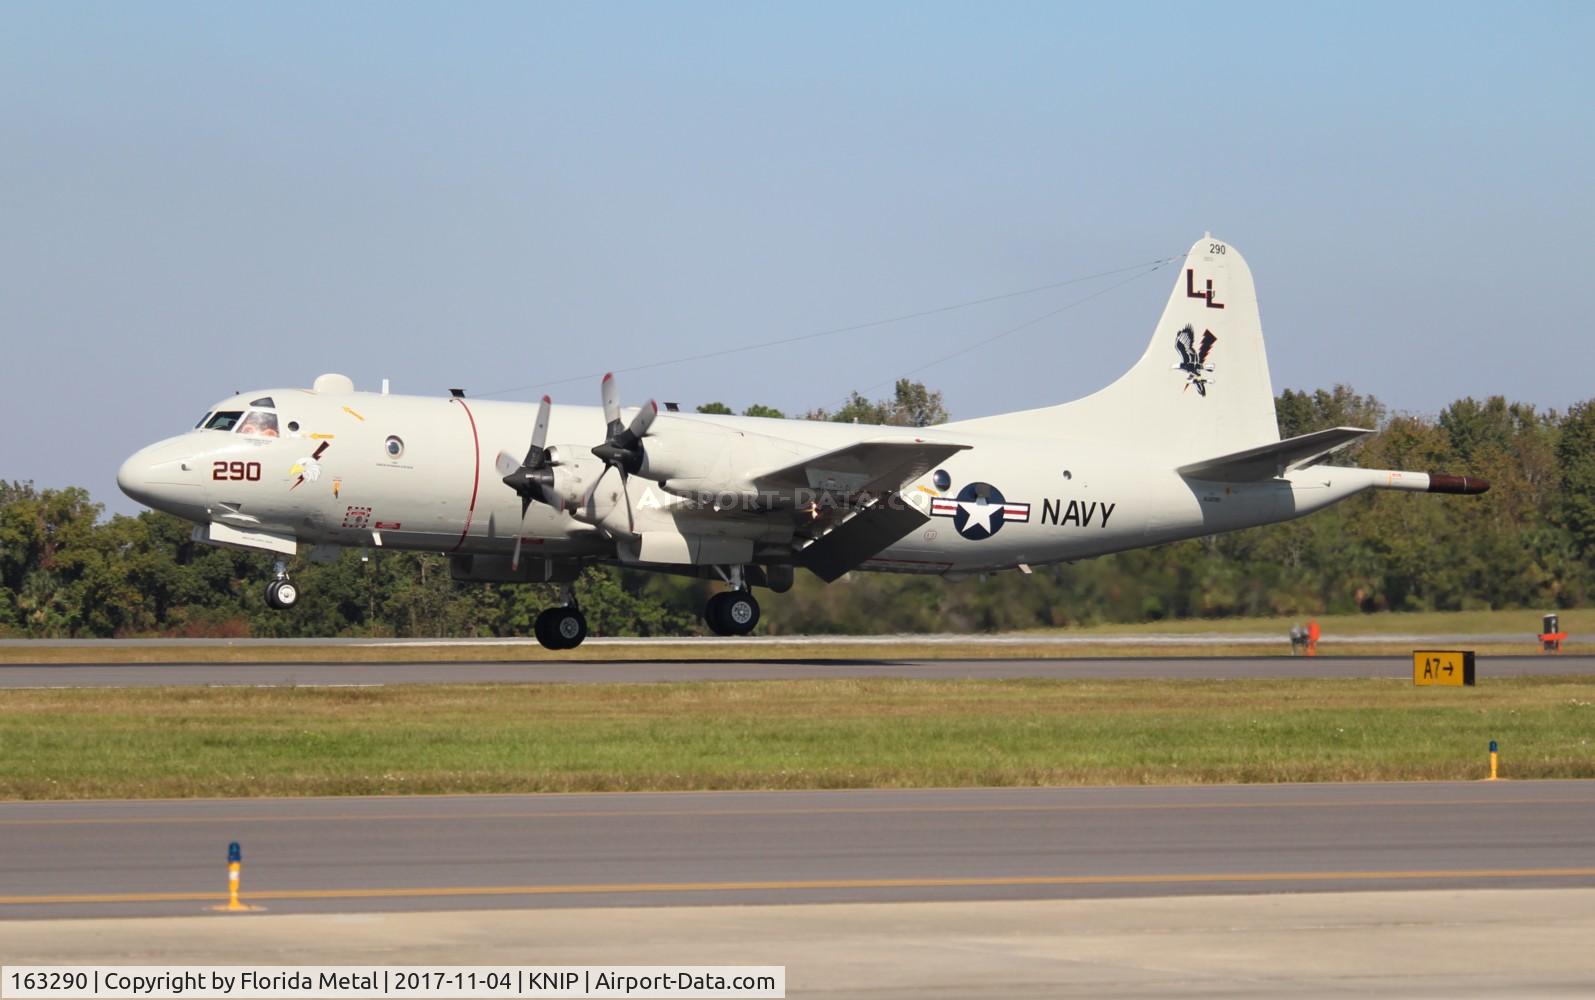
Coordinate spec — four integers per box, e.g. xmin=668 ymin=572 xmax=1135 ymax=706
xmin=497 ymin=374 xmax=668 ymax=555
xmin=534 ymin=446 xmax=599 ymax=510
xmin=639 ymin=427 xmax=817 ymax=509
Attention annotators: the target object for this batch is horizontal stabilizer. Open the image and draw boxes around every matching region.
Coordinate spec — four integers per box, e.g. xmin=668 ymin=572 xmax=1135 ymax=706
xmin=1177 ymin=426 xmax=1374 ymax=482
xmin=751 ymin=439 xmax=970 ymax=498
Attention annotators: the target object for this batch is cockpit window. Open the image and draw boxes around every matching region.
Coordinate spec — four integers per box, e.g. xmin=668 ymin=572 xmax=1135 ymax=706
xmin=205 ymin=411 xmax=244 ymax=431
xmin=236 ymin=411 xmax=280 ymax=437
xmin=250 ymin=397 xmax=276 ymax=408
xmin=195 ymin=412 xmax=213 ymax=429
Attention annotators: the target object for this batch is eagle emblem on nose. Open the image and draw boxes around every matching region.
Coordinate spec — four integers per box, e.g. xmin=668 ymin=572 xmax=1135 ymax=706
xmin=289 ymin=441 xmax=331 ymax=490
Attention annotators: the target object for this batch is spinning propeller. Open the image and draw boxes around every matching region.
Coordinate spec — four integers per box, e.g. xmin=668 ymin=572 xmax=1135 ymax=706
xmin=586 ymin=372 xmax=657 ymax=534
xmin=495 ymin=375 xmax=659 ymax=567
xmin=495 ymin=395 xmax=554 ymax=570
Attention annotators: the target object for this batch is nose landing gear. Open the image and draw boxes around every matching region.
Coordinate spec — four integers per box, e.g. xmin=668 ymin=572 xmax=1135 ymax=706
xmin=265 ymin=561 xmax=298 ymax=610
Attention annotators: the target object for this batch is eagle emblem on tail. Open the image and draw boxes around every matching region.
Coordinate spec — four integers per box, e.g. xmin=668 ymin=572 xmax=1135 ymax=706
xmin=1173 ymin=324 xmax=1218 ymax=396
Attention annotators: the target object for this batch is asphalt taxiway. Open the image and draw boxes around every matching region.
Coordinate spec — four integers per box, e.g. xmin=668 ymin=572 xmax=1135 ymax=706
xmin=2 ymin=653 xmax=1593 ymax=687
xmin=3 ymin=782 xmax=1592 ymax=920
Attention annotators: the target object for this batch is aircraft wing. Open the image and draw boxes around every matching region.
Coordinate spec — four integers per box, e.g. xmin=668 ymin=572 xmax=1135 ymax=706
xmin=1177 ymin=426 xmax=1374 ymax=482
xmin=794 ymin=498 xmax=930 ymax=582
xmin=749 ymin=439 xmax=971 ymax=501
xmin=747 ymin=438 xmax=969 ymax=582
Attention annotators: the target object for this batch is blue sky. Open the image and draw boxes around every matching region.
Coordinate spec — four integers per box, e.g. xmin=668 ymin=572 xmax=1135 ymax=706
xmin=3 ymin=2 xmax=1591 ymax=514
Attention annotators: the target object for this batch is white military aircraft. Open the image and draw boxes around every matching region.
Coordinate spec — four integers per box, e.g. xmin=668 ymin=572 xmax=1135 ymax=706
xmin=118 ymin=235 xmax=1487 ymax=648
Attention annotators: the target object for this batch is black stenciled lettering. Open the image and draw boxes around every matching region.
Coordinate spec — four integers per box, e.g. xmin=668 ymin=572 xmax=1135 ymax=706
xmin=1042 ymin=498 xmax=1061 ymax=524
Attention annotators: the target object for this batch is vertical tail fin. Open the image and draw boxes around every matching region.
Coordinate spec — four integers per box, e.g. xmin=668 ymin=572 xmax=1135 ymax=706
xmin=950 ymin=235 xmax=1279 ymax=457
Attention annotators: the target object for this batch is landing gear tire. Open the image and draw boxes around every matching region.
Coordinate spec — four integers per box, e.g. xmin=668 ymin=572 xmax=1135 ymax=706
xmin=265 ymin=579 xmax=298 ymax=610
xmin=705 ymin=591 xmax=759 ymax=637
xmin=535 ymin=607 xmax=587 ymax=650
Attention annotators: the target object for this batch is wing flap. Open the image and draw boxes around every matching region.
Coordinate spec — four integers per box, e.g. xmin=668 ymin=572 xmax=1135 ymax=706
xmin=1177 ymin=426 xmax=1374 ymax=481
xmin=795 ymin=499 xmax=929 ymax=582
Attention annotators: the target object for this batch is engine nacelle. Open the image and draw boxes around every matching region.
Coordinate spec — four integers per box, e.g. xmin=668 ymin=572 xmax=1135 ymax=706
xmin=637 ymin=432 xmax=725 ymax=485
xmin=638 ymin=427 xmax=808 ymax=508
xmin=541 ymin=447 xmax=600 ymax=510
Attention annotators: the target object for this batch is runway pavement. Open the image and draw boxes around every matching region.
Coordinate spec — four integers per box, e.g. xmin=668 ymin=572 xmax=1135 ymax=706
xmin=5 ymin=632 xmax=1577 ymax=647
xmin=9 ymin=892 xmax=1595 ymax=997
xmin=2 ymin=782 xmax=1592 ymax=920
xmin=2 ymin=653 xmax=1593 ymax=687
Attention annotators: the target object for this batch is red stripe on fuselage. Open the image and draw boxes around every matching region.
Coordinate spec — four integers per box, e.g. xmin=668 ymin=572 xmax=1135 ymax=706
xmin=451 ymin=398 xmax=481 ymax=551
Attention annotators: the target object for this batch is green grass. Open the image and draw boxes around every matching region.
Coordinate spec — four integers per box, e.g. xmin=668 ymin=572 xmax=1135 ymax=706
xmin=3 ymin=677 xmax=1593 ymax=799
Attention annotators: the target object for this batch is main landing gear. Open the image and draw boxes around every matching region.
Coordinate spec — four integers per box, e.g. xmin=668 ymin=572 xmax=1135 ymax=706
xmin=533 ymin=587 xmax=588 ymax=650
xmin=703 ymin=565 xmax=760 ymax=636
xmin=265 ymin=560 xmax=298 ymax=611
xmin=704 ymin=590 xmax=760 ymax=636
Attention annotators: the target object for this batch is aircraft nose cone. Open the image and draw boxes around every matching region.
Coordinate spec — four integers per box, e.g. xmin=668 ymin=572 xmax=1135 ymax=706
xmin=117 ymin=451 xmax=155 ymax=506
xmin=117 ymin=439 xmax=204 ymax=515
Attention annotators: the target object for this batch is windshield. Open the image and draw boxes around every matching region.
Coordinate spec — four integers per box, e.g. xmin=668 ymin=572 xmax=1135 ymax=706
xmin=194 ymin=412 xmax=213 ymax=429
xmin=204 ymin=411 xmax=244 ymax=432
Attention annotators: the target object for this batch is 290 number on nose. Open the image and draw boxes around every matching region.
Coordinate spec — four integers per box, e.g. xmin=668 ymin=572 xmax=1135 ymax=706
xmin=212 ymin=461 xmax=262 ymax=481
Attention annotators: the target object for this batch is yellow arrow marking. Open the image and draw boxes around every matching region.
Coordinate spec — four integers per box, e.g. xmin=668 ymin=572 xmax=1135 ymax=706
xmin=342 ymin=407 xmax=364 ymax=421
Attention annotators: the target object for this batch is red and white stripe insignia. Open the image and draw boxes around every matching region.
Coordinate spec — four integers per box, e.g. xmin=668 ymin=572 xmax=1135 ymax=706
xmin=930 ymin=498 xmax=1031 ymax=522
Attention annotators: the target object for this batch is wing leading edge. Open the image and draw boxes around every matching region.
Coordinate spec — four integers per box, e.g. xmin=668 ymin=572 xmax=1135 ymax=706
xmin=1177 ymin=426 xmax=1374 ymax=482
xmin=749 ymin=439 xmax=971 ymax=500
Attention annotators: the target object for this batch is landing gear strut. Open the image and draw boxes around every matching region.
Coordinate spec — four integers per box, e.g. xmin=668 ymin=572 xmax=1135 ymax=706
xmin=265 ymin=560 xmax=298 ymax=611
xmin=534 ymin=586 xmax=587 ymax=650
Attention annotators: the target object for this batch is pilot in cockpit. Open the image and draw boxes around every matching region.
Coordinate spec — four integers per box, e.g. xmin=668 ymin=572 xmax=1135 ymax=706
xmin=236 ymin=411 xmax=280 ymax=437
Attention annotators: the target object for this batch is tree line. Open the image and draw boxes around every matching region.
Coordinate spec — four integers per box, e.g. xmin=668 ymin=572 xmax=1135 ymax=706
xmin=3 ymin=381 xmax=1592 ymax=638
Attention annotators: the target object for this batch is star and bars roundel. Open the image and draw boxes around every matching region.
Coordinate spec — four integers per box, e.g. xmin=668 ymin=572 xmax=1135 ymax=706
xmin=929 ymin=482 xmax=1031 ymax=540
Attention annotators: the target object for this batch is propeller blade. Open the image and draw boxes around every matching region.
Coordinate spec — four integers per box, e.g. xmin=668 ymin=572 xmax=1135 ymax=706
xmin=501 ymin=394 xmax=560 ymax=511
xmin=511 ymin=533 xmax=523 ymax=573
xmin=529 ymin=395 xmax=551 ymax=458
xmin=619 ymin=469 xmax=635 ymax=534
xmin=625 ymin=399 xmax=658 ymax=442
xmin=495 ymin=450 xmax=521 ymax=480
xmin=600 ymin=372 xmax=621 ymax=436
xmin=583 ymin=462 xmax=612 ymax=514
